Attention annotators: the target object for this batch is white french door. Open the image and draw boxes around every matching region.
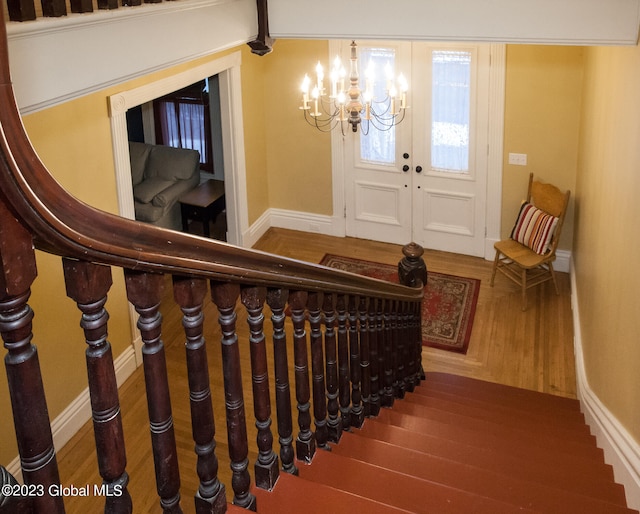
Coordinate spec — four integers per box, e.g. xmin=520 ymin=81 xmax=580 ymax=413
xmin=343 ymin=40 xmax=413 ymax=245
xmin=343 ymin=41 xmax=494 ymax=257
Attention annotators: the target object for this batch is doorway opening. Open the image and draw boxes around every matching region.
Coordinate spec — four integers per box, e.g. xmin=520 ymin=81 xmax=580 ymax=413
xmin=108 ymin=51 xmax=248 ymax=247
xmin=125 ymin=76 xmax=228 ymax=240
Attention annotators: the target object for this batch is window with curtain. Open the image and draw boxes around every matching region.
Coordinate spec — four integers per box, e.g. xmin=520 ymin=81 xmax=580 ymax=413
xmin=431 ymin=50 xmax=471 ymax=173
xmin=154 ymin=81 xmax=213 ymax=172
xmin=358 ymin=46 xmax=397 ymax=166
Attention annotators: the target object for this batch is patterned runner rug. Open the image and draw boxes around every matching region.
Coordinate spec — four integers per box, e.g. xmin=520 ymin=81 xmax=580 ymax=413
xmin=320 ymin=254 xmax=480 ymax=354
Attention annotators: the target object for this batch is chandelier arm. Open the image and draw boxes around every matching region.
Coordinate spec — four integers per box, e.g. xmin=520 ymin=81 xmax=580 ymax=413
xmin=360 ymin=119 xmax=370 ymax=136
xmin=318 ymin=95 xmax=342 ymax=116
xmin=367 ymin=111 xmax=404 ymax=132
xmin=303 ymin=109 xmax=341 ymax=132
xmin=299 ymin=40 xmax=408 ymax=135
xmin=369 ymin=101 xmax=393 ymax=118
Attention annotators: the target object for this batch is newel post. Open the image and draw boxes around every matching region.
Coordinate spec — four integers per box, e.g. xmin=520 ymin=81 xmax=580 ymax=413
xmin=398 ymin=242 xmax=427 ymax=288
xmin=398 ymin=242 xmax=426 ymax=385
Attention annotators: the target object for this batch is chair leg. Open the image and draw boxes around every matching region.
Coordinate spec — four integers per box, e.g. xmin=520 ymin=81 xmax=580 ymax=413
xmin=548 ymin=262 xmax=560 ymax=295
xmin=521 ymin=268 xmax=527 ymax=311
xmin=490 ymin=250 xmax=500 ymax=287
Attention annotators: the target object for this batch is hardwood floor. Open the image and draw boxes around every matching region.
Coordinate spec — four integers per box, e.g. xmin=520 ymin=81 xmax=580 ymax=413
xmin=254 ymin=228 xmax=576 ymax=398
xmin=56 ymin=227 xmax=576 ymax=513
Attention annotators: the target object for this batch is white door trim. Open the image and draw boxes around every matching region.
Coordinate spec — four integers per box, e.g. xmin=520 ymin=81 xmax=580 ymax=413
xmin=108 ymin=51 xmax=248 ymax=247
xmin=108 ymin=51 xmax=248 ymax=362
xmin=332 ymin=42 xmax=505 ymax=260
xmin=485 ymin=44 xmax=506 ymax=260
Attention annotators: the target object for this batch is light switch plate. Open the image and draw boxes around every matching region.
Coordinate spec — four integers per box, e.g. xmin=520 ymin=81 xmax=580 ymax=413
xmin=508 ymin=153 xmax=527 ymax=166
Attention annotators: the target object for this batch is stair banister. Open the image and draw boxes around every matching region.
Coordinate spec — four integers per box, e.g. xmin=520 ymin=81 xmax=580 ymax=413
xmin=0 ymin=14 xmax=421 ymax=300
xmin=0 ymin=6 xmax=423 ymax=513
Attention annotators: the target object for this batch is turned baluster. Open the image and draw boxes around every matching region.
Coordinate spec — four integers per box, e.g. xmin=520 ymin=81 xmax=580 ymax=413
xmin=307 ymin=292 xmax=329 ymax=450
xmin=401 ymin=301 xmax=416 ymax=393
xmin=335 ymin=294 xmax=351 ymax=432
xmin=348 ymin=296 xmax=364 ymax=428
xmin=409 ymin=302 xmax=422 ymax=386
xmin=7 ymin=0 xmax=36 ymax=21
xmin=63 ymin=259 xmax=132 ymax=513
xmin=240 ymin=286 xmax=279 ymax=491
xmin=0 ymin=465 xmax=31 ymax=513
xmin=266 ymin=288 xmax=297 ymax=475
xmin=358 ymin=297 xmax=371 ymax=417
xmin=381 ymin=299 xmax=395 ymax=406
xmin=288 ymin=291 xmax=315 ymax=463
xmin=41 ymin=0 xmax=66 ymax=17
xmin=322 ymin=293 xmax=342 ymax=443
xmin=124 ymin=270 xmax=182 ymax=514
xmin=391 ymin=300 xmax=405 ymax=399
xmin=414 ymin=302 xmax=425 ymax=382
xmin=210 ymin=282 xmax=255 ymax=510
xmin=0 ymin=290 xmax=62 ymax=513
xmin=172 ymin=276 xmax=226 ymax=514
xmin=0 ymin=202 xmax=63 ymax=514
xmin=368 ymin=298 xmax=381 ymax=416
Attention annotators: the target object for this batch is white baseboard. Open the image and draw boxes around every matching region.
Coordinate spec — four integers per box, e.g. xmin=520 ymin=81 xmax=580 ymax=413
xmin=554 ymin=249 xmax=571 ymax=273
xmin=268 ymin=208 xmax=344 ymax=237
xmin=6 ymin=344 xmax=138 ymax=484
xmin=571 ymin=262 xmax=640 ymax=510
xmin=484 ymin=238 xmax=500 ymax=262
xmin=242 ymin=209 xmax=271 ymax=248
xmin=242 ymin=208 xmax=344 ymax=248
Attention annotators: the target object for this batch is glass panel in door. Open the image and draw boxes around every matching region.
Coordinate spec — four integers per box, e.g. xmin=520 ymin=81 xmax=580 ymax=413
xmin=358 ymin=46 xmax=397 ymax=166
xmin=431 ymin=50 xmax=472 ymax=174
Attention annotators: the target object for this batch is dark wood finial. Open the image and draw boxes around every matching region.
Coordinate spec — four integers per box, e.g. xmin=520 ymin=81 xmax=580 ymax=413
xmin=398 ymin=242 xmax=427 ymax=287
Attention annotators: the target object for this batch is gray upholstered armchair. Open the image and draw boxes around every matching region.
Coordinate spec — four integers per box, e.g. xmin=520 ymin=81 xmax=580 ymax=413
xmin=129 ymin=141 xmax=201 ymax=231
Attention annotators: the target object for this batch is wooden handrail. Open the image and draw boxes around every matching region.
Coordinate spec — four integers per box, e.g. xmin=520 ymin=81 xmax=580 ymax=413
xmin=0 ymin=16 xmax=418 ymax=302
xmin=1 ymin=7 xmax=424 ymax=513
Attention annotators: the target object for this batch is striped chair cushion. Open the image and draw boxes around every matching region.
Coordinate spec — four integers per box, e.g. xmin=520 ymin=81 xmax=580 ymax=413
xmin=510 ymin=202 xmax=559 ymax=255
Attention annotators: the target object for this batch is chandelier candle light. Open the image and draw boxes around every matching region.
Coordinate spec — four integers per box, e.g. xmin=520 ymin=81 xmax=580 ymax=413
xmin=300 ymin=41 xmax=408 ymax=134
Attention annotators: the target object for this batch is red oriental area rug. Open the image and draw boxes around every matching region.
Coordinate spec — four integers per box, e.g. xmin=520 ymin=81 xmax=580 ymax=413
xmin=320 ymin=254 xmax=480 ymax=354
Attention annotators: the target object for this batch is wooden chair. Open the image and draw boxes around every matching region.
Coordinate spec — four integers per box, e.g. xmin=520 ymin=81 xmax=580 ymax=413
xmin=490 ymin=173 xmax=570 ymax=310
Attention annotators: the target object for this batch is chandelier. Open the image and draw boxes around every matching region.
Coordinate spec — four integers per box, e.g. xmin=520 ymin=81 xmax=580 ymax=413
xmin=299 ymin=41 xmax=408 ymax=135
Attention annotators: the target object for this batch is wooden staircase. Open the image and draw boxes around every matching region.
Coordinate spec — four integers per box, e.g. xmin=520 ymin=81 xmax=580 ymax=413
xmin=248 ymin=372 xmax=637 ymax=514
xmin=0 ymin=8 xmax=635 ymax=509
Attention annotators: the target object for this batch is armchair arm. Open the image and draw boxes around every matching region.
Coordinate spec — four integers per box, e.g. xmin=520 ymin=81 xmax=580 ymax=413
xmin=153 ymin=177 xmax=199 ymax=209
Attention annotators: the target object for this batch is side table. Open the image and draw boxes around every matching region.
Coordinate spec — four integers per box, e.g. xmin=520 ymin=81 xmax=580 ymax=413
xmin=179 ymin=179 xmax=226 ymax=238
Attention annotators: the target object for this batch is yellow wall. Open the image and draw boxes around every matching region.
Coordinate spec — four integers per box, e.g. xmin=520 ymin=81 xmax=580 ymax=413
xmin=502 ymin=45 xmax=584 ymax=249
xmin=0 ymin=44 xmax=268 ymax=465
xmin=262 ymin=40 xmax=333 ymax=215
xmin=4 ymin=38 xmax=635 ymax=468
xmin=574 ymin=45 xmax=640 ymax=441
xmin=259 ymin=42 xmax=586 ymax=237
xmin=1 ymin=94 xmax=134 ymax=464
xmin=241 ymin=46 xmax=272 ymax=224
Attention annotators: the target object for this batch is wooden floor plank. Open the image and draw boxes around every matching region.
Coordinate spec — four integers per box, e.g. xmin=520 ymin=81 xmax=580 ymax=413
xmin=55 ymin=227 xmax=576 ymax=513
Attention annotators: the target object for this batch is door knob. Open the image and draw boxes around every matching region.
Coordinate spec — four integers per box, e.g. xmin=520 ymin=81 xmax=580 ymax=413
xmin=402 ymin=165 xmax=410 ymax=172
xmin=403 ymin=153 xmax=410 ymax=159
xmin=415 ymin=166 xmax=423 ymax=173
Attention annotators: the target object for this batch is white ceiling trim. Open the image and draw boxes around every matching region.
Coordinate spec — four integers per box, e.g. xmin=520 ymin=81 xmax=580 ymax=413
xmin=268 ymin=0 xmax=640 ymax=46
xmin=6 ymin=0 xmax=257 ymax=114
